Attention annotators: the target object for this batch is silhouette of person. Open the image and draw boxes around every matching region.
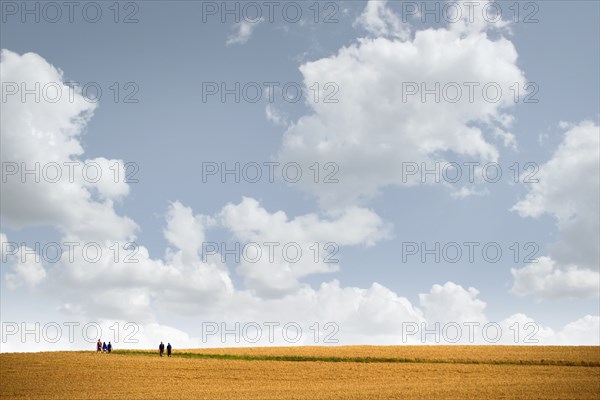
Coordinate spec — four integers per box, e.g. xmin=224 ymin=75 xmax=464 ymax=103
xmin=167 ymin=343 xmax=172 ymax=357
xmin=97 ymin=340 xmax=102 ymax=352
xmin=102 ymin=342 xmax=107 ymax=352
xmin=107 ymin=342 xmax=112 ymax=353
xmin=159 ymin=341 xmax=165 ymax=357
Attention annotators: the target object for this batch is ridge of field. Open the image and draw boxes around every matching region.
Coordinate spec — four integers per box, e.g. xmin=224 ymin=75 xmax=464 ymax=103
xmin=2 ymin=346 xmax=599 ymax=400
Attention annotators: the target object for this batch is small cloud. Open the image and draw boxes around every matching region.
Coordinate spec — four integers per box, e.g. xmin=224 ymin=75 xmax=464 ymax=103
xmin=493 ymin=128 xmax=518 ymax=151
xmin=558 ymin=120 xmax=573 ymax=129
xmin=226 ymin=19 xmax=264 ymax=46
xmin=450 ymin=186 xmax=490 ymax=199
xmin=265 ymin=104 xmax=288 ymax=126
xmin=57 ymin=303 xmax=86 ymax=315
xmin=353 ymin=0 xmax=409 ymax=40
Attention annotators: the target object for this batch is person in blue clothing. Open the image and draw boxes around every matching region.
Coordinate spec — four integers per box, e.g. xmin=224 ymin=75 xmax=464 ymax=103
xmin=166 ymin=343 xmax=172 ymax=357
xmin=107 ymin=342 xmax=112 ymax=353
xmin=102 ymin=342 xmax=107 ymax=352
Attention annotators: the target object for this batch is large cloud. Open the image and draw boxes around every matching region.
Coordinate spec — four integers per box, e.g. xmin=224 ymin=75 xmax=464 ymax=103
xmin=277 ymin=0 xmax=524 ymax=207
xmin=0 ymin=49 xmax=136 ymax=242
xmin=3 ymin=277 xmax=597 ymax=350
xmin=219 ymin=197 xmax=391 ymax=297
xmin=511 ymin=121 xmax=600 ymax=298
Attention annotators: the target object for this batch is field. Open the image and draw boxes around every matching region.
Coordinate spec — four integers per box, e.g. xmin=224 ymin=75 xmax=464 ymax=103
xmin=1 ymin=346 xmax=599 ymax=399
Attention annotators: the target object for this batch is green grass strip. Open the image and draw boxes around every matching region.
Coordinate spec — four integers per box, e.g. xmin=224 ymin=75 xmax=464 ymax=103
xmin=111 ymin=350 xmax=600 ymax=367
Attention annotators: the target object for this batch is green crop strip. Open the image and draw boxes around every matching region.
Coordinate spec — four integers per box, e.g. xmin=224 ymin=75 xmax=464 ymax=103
xmin=110 ymin=350 xmax=600 ymax=368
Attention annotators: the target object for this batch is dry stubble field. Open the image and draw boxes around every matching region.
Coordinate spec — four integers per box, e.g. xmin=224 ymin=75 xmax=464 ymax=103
xmin=1 ymin=346 xmax=599 ymax=399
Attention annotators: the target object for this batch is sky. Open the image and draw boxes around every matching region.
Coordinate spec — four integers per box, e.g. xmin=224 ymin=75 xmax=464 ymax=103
xmin=0 ymin=0 xmax=599 ymax=351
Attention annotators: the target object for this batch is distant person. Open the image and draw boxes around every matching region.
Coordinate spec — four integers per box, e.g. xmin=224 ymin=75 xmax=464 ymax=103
xmin=102 ymin=342 xmax=107 ymax=352
xmin=97 ymin=340 xmax=102 ymax=353
xmin=159 ymin=342 xmax=165 ymax=357
xmin=107 ymin=342 xmax=112 ymax=353
xmin=167 ymin=343 xmax=172 ymax=357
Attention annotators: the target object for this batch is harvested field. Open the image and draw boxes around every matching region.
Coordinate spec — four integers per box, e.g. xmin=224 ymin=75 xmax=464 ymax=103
xmin=1 ymin=346 xmax=599 ymax=399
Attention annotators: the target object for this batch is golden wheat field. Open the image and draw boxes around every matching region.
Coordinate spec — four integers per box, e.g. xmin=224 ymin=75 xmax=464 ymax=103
xmin=1 ymin=346 xmax=599 ymax=399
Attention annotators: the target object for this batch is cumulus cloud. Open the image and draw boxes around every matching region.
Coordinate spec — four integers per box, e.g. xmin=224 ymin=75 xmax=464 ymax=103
xmin=0 ymin=49 xmax=137 ymax=242
xmin=277 ymin=5 xmax=525 ymax=207
xmin=511 ymin=257 xmax=599 ymax=299
xmin=511 ymin=121 xmax=600 ymax=298
xmin=217 ymin=197 xmax=391 ymax=297
xmin=552 ymin=315 xmax=600 ymax=345
xmin=164 ymin=201 xmax=216 ymax=264
xmin=48 ymin=234 xmax=234 ymax=323
xmin=419 ymin=282 xmax=487 ymax=324
xmin=415 ymin=284 xmax=598 ymax=345
xmin=1 ymin=233 xmax=47 ymax=290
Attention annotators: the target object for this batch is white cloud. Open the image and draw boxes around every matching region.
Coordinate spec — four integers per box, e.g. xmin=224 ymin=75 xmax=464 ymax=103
xmin=497 ymin=313 xmax=556 ymax=344
xmin=353 ymin=0 xmax=409 ymax=40
xmin=0 ymin=49 xmax=137 ymax=243
xmin=265 ymin=104 xmax=288 ymax=126
xmin=1 ymin=195 xmax=391 ymax=322
xmin=511 ymin=121 xmax=600 ymax=298
xmin=450 ymin=186 xmax=490 ymax=199
xmin=278 ymin=8 xmax=525 ymax=208
xmin=2 ymin=233 xmax=47 ymax=290
xmin=218 ymin=197 xmax=391 ymax=298
xmin=416 ymin=284 xmax=597 ymax=345
xmin=447 ymin=1 xmax=511 ymax=36
xmin=219 ymin=197 xmax=390 ymax=247
xmin=419 ymin=282 xmax=487 ymax=325
xmin=493 ymin=127 xmax=518 ymax=151
xmin=48 ymin=237 xmax=235 ymax=323
xmin=553 ymin=315 xmax=600 ymax=345
xmin=512 ymin=121 xmax=598 ymax=227
xmin=226 ymin=19 xmax=263 ymax=46
xmin=511 ymin=256 xmax=599 ymax=299
xmin=164 ymin=201 xmax=216 ymax=264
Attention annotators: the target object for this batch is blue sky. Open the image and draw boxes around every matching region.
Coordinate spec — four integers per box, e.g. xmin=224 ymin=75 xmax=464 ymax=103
xmin=1 ymin=0 xmax=599 ymax=350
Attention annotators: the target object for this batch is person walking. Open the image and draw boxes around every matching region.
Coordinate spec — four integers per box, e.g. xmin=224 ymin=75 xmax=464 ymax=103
xmin=167 ymin=343 xmax=172 ymax=357
xmin=159 ymin=341 xmax=165 ymax=357
xmin=102 ymin=342 xmax=107 ymax=352
xmin=97 ymin=340 xmax=102 ymax=353
xmin=107 ymin=342 xmax=112 ymax=353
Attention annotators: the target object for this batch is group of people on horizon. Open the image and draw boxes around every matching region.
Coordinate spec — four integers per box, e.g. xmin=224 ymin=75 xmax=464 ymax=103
xmin=159 ymin=341 xmax=172 ymax=357
xmin=96 ymin=340 xmax=112 ymax=353
xmin=94 ymin=339 xmax=172 ymax=356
